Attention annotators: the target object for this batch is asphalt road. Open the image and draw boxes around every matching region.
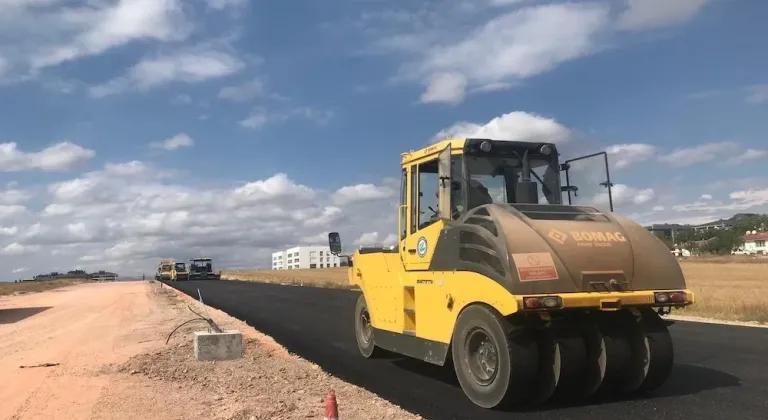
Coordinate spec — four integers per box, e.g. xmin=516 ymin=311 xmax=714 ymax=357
xmin=167 ymin=280 xmax=768 ymax=420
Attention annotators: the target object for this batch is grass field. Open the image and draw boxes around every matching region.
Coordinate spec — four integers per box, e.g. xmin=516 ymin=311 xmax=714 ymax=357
xmin=221 ymin=257 xmax=768 ymax=323
xmin=0 ymin=278 xmax=91 ymax=296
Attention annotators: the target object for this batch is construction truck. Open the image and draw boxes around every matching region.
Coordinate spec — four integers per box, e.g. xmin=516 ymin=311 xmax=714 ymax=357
xmin=173 ymin=261 xmax=189 ymax=281
xmin=155 ymin=260 xmax=174 ymax=281
xmin=188 ymin=258 xmax=221 ymax=280
xmin=327 ymin=137 xmax=694 ymax=409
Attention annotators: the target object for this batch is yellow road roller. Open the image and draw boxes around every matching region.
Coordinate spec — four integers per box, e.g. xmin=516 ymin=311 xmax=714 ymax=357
xmin=328 ymin=137 xmax=694 ymax=409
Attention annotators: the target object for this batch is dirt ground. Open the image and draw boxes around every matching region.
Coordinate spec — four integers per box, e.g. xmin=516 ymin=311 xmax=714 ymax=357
xmin=222 ymin=259 xmax=768 ymax=324
xmin=0 ymin=278 xmax=90 ymax=296
xmin=0 ymin=281 xmax=421 ymax=420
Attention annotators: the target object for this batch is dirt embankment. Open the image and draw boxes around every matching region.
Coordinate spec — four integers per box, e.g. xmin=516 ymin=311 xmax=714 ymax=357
xmin=0 ymin=280 xmax=421 ymax=420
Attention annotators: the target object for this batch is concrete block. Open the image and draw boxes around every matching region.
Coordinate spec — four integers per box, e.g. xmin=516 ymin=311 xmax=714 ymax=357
xmin=194 ymin=330 xmax=243 ymax=361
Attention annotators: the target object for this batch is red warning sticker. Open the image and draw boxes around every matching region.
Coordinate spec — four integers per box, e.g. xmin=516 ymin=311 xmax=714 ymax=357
xmin=511 ymin=253 xmax=558 ymax=282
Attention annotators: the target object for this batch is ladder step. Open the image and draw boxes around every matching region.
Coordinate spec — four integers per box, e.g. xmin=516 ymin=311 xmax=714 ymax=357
xmin=404 ymin=307 xmax=415 ymax=313
xmin=403 ymin=329 xmax=416 ymax=336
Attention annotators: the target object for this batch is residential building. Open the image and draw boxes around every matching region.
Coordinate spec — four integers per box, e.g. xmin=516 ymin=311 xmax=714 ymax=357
xmin=735 ymin=232 xmax=768 ymax=255
xmin=271 ymin=245 xmax=344 ymax=270
xmin=271 ymin=250 xmax=286 ymax=270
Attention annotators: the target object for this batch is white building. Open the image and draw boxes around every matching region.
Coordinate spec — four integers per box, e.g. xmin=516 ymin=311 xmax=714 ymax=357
xmin=271 ymin=246 xmax=343 ymax=270
xmin=735 ymin=231 xmax=768 ymax=255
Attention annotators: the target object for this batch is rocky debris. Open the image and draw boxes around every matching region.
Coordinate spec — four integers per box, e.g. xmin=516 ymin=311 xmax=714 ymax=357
xmin=114 ymin=293 xmax=422 ymax=420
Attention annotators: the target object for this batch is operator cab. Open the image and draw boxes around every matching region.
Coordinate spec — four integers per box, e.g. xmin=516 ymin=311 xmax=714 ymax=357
xmin=174 ymin=262 xmax=186 ymax=272
xmin=328 ymin=137 xmax=615 ymax=258
xmin=411 ymin=138 xmax=614 ymax=228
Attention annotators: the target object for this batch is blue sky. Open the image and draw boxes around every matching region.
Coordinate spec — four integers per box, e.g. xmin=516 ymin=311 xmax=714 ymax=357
xmin=0 ymin=0 xmax=766 ymax=278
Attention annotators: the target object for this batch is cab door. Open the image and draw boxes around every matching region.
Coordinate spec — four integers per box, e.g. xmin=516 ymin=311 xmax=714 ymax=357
xmin=562 ymin=151 xmax=615 ymax=211
xmin=403 ymin=144 xmax=452 ymax=271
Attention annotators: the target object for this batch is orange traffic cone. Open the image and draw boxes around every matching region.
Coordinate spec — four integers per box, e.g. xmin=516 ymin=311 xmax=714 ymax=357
xmin=324 ymin=390 xmax=339 ymax=420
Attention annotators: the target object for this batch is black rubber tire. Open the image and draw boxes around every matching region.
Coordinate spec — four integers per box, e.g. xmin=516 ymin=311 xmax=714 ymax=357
xmin=636 ymin=308 xmax=674 ymax=393
xmin=354 ymin=294 xmax=386 ymax=358
xmin=526 ymin=329 xmax=561 ymax=406
xmin=550 ymin=314 xmax=606 ymax=402
xmin=594 ymin=310 xmax=647 ymax=397
xmin=451 ymin=305 xmax=539 ymax=409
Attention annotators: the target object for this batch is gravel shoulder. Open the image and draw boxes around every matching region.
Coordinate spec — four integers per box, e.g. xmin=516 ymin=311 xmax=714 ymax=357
xmin=0 ymin=280 xmax=421 ymax=420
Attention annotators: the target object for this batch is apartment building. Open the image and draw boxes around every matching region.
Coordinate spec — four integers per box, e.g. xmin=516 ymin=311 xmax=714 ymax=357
xmin=271 ymin=245 xmax=343 ymax=270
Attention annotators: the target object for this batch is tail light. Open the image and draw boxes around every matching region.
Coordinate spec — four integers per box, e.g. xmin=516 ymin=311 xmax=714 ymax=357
xmin=523 ymin=296 xmax=563 ymax=310
xmin=655 ymin=291 xmax=687 ymax=304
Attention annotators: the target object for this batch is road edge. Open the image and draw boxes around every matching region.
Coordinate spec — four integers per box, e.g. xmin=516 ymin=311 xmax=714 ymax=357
xmin=665 ymin=313 xmax=768 ymax=329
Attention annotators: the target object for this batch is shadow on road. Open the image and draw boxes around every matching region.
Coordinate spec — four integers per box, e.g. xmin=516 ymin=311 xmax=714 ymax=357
xmin=0 ymin=307 xmax=52 ymax=324
xmin=387 ymin=355 xmax=741 ymax=412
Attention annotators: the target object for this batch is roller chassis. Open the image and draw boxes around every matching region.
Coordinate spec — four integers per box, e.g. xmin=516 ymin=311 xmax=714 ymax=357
xmin=354 ymin=290 xmax=678 ymax=408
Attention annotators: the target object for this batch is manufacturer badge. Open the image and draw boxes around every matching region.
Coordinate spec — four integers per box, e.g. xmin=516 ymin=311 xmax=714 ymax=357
xmin=417 ymin=236 xmax=428 ymax=258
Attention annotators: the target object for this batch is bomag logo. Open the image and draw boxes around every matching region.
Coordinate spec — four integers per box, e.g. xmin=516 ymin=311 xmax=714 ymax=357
xmin=548 ymin=229 xmax=627 ymax=247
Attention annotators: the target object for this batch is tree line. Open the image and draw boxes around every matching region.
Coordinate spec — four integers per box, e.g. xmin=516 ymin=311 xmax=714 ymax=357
xmin=660 ymin=214 xmax=768 ymax=255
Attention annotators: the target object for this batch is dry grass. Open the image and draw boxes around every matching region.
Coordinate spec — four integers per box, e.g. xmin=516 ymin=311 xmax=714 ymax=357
xmin=676 ymin=262 xmax=768 ymax=322
xmin=677 ymin=254 xmax=768 ymax=264
xmin=0 ymin=278 xmax=91 ymax=296
xmin=221 ymin=268 xmax=352 ymax=289
xmin=222 ymin=261 xmax=768 ymax=323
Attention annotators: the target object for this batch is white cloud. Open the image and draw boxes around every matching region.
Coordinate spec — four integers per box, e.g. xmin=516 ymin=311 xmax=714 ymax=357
xmin=332 ymin=184 xmax=397 ymax=206
xmin=239 ymin=106 xmax=335 ymax=129
xmin=605 ymin=143 xmax=656 ymax=169
xmin=171 ymin=94 xmax=192 ymax=105
xmin=592 ymin=184 xmax=655 ymax=209
xmin=616 ymin=0 xmax=711 ymax=31
xmin=397 ymin=2 xmax=611 ymax=103
xmin=150 ymin=133 xmax=194 ymax=151
xmin=745 ymin=84 xmax=768 ymax=104
xmin=0 ymin=187 xmax=33 ymax=205
xmin=353 ymin=231 xmax=398 ymax=247
xmin=205 ymin=0 xmax=248 ymax=10
xmin=1 ymin=0 xmax=191 ymax=77
xmin=0 ymin=141 xmax=95 ymax=172
xmin=487 ymin=0 xmax=528 ymax=6
xmin=240 ymin=108 xmax=269 ymax=129
xmin=0 ymin=161 xmax=402 ymax=276
xmin=657 ymin=141 xmax=736 ymax=167
xmin=725 ymin=148 xmax=767 ymax=166
xmin=432 ymin=111 xmax=572 ymax=144
xmin=419 ymin=72 xmax=468 ymax=104
xmin=218 ymin=79 xmax=266 ymax=102
xmin=1 ymin=242 xmax=39 ymax=256
xmin=89 ymin=40 xmax=246 ymax=97
xmin=700 ymin=194 xmax=713 ymax=200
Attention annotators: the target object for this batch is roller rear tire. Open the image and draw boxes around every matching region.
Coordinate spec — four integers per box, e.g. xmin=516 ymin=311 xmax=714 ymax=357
xmin=451 ymin=305 xmax=538 ymax=409
xmin=636 ymin=308 xmax=674 ymax=393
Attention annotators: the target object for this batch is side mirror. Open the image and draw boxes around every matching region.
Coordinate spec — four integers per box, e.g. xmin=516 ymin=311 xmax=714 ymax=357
xmin=328 ymin=232 xmax=342 ymax=256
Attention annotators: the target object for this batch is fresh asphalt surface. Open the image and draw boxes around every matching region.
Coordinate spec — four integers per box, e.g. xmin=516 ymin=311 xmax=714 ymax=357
xmin=167 ymin=280 xmax=768 ymax=420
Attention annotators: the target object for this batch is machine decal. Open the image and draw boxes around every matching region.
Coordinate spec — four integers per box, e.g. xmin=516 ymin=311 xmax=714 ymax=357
xmin=417 ymin=236 xmax=428 ymax=258
xmin=570 ymin=231 xmax=627 ymax=248
xmin=511 ymin=252 xmax=559 ymax=281
xmin=548 ymin=228 xmax=627 ymax=248
xmin=547 ymin=229 xmax=568 ymax=244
